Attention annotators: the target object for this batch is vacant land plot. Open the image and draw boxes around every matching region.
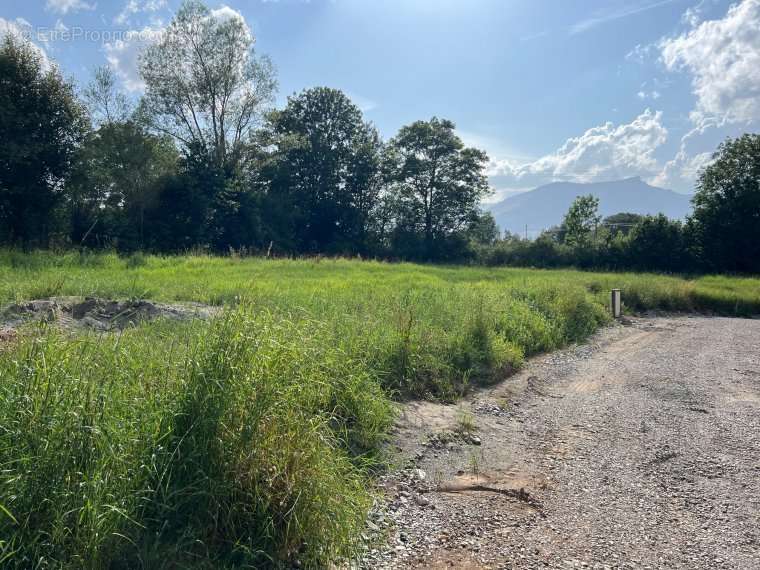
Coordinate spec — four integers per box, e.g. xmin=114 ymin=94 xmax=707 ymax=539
xmin=0 ymin=251 xmax=758 ymax=568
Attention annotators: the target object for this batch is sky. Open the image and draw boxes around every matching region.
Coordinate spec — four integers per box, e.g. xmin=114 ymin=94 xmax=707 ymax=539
xmin=2 ymin=0 xmax=759 ymax=200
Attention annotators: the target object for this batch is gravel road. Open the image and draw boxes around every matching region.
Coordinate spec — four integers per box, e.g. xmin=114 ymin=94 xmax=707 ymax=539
xmin=359 ymin=317 xmax=760 ymax=569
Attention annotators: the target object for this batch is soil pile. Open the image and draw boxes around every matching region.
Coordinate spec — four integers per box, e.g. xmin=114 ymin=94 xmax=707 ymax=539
xmin=1 ymin=297 xmax=219 ymax=332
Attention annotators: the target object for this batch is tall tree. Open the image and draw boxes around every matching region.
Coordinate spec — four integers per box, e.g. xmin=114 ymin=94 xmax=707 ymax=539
xmin=82 ymin=66 xmax=131 ymax=127
xmin=562 ymin=195 xmax=601 ymax=247
xmin=68 ymin=123 xmax=178 ymax=249
xmin=626 ymin=214 xmax=687 ymax=272
xmin=139 ymin=0 xmax=277 ymax=169
xmin=467 ymin=211 xmax=500 ymax=245
xmin=690 ymin=134 xmax=760 ymax=273
xmin=384 ymin=117 xmax=490 ymax=259
xmin=266 ymin=87 xmax=383 ymax=253
xmin=67 ymin=67 xmax=178 ymax=249
xmin=0 ymin=35 xmax=87 ymax=245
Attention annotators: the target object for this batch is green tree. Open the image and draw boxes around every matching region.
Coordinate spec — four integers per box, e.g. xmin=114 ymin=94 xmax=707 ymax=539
xmin=690 ymin=134 xmax=760 ymax=273
xmin=384 ymin=117 xmax=491 ymax=259
xmin=603 ymin=212 xmax=644 ymax=236
xmin=69 ymin=122 xmax=178 ymax=249
xmin=266 ymin=87 xmax=383 ymax=253
xmin=626 ymin=214 xmax=687 ymax=272
xmin=68 ymin=67 xmax=178 ymax=249
xmin=82 ymin=65 xmax=131 ymax=127
xmin=562 ymin=194 xmax=601 ymax=247
xmin=467 ymin=211 xmax=500 ymax=245
xmin=0 ymin=35 xmax=87 ymax=245
xmin=139 ymin=0 xmax=277 ymax=169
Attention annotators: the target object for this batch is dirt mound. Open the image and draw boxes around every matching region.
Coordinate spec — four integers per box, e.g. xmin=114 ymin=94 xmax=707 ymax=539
xmin=1 ymin=297 xmax=219 ymax=332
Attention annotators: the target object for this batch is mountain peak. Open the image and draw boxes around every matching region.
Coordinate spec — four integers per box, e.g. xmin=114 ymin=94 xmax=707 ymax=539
xmin=487 ymin=178 xmax=692 ymax=235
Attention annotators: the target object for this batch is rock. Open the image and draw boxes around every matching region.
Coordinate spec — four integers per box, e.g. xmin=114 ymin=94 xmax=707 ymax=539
xmin=414 ymin=494 xmax=430 ymax=507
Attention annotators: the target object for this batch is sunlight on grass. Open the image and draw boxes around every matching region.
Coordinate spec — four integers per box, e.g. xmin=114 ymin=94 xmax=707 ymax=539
xmin=1 ymin=251 xmax=758 ymax=567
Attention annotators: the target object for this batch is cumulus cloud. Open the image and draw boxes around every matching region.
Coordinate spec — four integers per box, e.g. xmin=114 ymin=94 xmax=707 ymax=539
xmin=660 ymin=0 xmax=760 ymax=125
xmin=650 ymin=115 xmax=753 ymax=190
xmin=646 ymin=0 xmax=760 ymax=189
xmin=45 ymin=0 xmax=95 ymax=15
xmin=652 ymin=145 xmax=713 ymax=189
xmin=490 ymin=1 xmax=760 ymax=194
xmin=488 ymin=109 xmax=668 ymax=190
xmin=208 ymin=5 xmax=252 ymax=38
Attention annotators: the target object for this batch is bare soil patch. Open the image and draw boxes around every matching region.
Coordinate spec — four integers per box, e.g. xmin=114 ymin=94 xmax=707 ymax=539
xmin=1 ymin=297 xmax=219 ymax=332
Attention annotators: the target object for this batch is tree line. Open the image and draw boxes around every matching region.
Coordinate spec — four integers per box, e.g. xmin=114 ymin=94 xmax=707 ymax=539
xmin=0 ymin=1 xmax=491 ymax=262
xmin=1 ymin=0 xmax=758 ymax=273
xmin=480 ymin=132 xmax=760 ymax=275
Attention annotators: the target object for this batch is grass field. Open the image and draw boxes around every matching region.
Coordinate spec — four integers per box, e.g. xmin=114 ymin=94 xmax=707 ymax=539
xmin=1 ymin=251 xmax=758 ymax=568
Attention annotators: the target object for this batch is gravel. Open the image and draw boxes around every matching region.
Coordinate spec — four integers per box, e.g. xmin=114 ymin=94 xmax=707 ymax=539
xmin=356 ymin=316 xmax=760 ymax=569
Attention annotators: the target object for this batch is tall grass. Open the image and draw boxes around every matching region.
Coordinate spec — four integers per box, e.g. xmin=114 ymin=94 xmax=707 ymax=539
xmin=1 ymin=250 xmax=758 ymax=316
xmin=1 ymin=251 xmax=758 ymax=567
xmin=0 ymin=312 xmax=392 ymax=568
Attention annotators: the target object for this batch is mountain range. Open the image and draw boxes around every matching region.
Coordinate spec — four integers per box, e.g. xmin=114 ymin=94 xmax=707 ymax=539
xmin=485 ymin=177 xmax=693 ymax=236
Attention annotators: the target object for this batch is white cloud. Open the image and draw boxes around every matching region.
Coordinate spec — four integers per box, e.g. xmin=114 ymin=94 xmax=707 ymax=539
xmin=647 ymin=0 xmax=760 ymax=189
xmin=114 ymin=0 xmax=167 ymax=26
xmin=653 ymin=146 xmax=713 ymax=189
xmin=626 ymin=42 xmax=655 ymax=63
xmin=681 ymin=0 xmax=715 ymax=27
xmin=115 ymin=1 xmax=139 ymax=25
xmin=488 ymin=109 xmax=669 ymax=189
xmin=485 ymin=1 xmax=760 ymax=195
xmin=45 ymin=0 xmax=95 ymax=15
xmin=208 ymin=4 xmax=253 ymax=40
xmin=650 ymin=115 xmax=755 ymax=190
xmin=637 ymin=89 xmax=661 ymax=100
xmin=660 ymin=0 xmax=760 ymax=125
xmin=210 ymin=5 xmax=248 ymax=26
xmin=104 ymin=26 xmax=163 ymax=92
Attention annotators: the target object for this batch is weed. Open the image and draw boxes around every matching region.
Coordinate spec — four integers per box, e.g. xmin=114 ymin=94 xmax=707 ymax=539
xmin=455 ymin=408 xmax=477 ymax=435
xmin=124 ymin=252 xmax=147 ymax=269
xmin=468 ymin=450 xmax=482 ymax=479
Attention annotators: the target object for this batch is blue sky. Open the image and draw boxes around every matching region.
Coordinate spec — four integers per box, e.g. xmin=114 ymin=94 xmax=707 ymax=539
xmin=2 ymin=0 xmax=760 ymax=199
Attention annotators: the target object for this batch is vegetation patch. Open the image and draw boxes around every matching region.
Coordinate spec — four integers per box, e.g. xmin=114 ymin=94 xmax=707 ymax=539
xmin=1 ymin=255 xmax=759 ymax=567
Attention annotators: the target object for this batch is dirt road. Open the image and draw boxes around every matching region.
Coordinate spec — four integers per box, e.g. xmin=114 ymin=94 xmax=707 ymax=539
xmin=361 ymin=317 xmax=760 ymax=569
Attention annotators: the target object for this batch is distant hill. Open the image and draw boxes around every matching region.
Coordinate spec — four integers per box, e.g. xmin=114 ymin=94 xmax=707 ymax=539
xmin=486 ymin=177 xmax=693 ymax=236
